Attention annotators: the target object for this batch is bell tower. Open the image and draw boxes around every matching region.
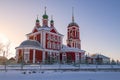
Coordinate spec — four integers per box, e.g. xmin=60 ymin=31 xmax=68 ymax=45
xmin=67 ymin=7 xmax=81 ymax=49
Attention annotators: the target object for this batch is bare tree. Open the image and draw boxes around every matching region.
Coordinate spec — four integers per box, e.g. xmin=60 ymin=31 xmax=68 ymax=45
xmin=0 ymin=42 xmax=6 ymax=71
xmin=5 ymin=41 xmax=11 ymax=58
xmin=0 ymin=42 xmax=5 ymax=56
xmin=0 ymin=40 xmax=11 ymax=57
xmin=0 ymin=41 xmax=12 ymax=72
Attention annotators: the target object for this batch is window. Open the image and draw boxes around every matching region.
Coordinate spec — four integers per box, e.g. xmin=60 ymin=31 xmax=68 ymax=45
xmin=77 ymin=44 xmax=80 ymax=48
xmin=34 ymin=35 xmax=37 ymax=40
xmin=51 ymin=42 xmax=53 ymax=48
xmin=77 ymin=30 xmax=79 ymax=38
xmin=52 ymin=35 xmax=55 ymax=41
xmin=57 ymin=37 xmax=59 ymax=41
xmin=55 ymin=43 xmax=57 ymax=49
xmin=70 ymin=30 xmax=73 ymax=38
xmin=62 ymin=53 xmax=66 ymax=63
xmin=57 ymin=43 xmax=59 ymax=49
xmin=59 ymin=37 xmax=61 ymax=42
xmin=24 ymin=54 xmax=29 ymax=61
xmin=51 ymin=35 xmax=53 ymax=41
xmin=55 ymin=36 xmax=57 ymax=41
xmin=47 ymin=34 xmax=51 ymax=40
xmin=47 ymin=41 xmax=51 ymax=48
xmin=56 ymin=43 xmax=58 ymax=49
xmin=53 ymin=42 xmax=55 ymax=49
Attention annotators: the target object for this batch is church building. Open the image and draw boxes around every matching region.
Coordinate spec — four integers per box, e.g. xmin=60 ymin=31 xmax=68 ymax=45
xmin=15 ymin=7 xmax=85 ymax=64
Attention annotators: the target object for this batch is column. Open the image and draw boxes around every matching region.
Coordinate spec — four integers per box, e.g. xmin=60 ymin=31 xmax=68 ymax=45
xmin=27 ymin=49 xmax=29 ymax=62
xmin=42 ymin=51 xmax=45 ymax=63
xmin=33 ymin=49 xmax=36 ymax=63
xmin=50 ymin=51 xmax=52 ymax=63
xmin=41 ymin=31 xmax=46 ymax=48
xmin=16 ymin=50 xmax=18 ymax=62
xmin=22 ymin=49 xmax=24 ymax=61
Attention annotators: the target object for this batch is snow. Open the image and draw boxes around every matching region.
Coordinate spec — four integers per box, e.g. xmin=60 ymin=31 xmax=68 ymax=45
xmin=91 ymin=54 xmax=110 ymax=59
xmin=61 ymin=45 xmax=85 ymax=52
xmin=0 ymin=64 xmax=120 ymax=80
xmin=37 ymin=26 xmax=51 ymax=31
xmin=0 ymin=70 xmax=120 ymax=80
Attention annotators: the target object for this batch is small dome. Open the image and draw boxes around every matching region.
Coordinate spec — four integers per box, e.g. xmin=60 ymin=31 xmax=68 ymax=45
xmin=36 ymin=19 xmax=39 ymax=22
xmin=68 ymin=22 xmax=79 ymax=27
xmin=50 ymin=20 xmax=54 ymax=23
xmin=19 ymin=40 xmax=42 ymax=48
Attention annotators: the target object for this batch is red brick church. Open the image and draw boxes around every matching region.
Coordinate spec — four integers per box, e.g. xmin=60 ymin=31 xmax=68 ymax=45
xmin=15 ymin=7 xmax=85 ymax=64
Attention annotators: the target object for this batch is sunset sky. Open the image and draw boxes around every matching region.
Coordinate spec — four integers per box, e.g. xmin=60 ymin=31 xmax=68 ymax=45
xmin=0 ymin=0 xmax=120 ymax=60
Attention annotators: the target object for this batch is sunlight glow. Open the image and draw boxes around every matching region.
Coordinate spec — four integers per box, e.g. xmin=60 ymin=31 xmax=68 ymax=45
xmin=0 ymin=33 xmax=8 ymax=44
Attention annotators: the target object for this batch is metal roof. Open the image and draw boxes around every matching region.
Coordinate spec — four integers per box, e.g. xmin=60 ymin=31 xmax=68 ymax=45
xmin=19 ymin=40 xmax=42 ymax=48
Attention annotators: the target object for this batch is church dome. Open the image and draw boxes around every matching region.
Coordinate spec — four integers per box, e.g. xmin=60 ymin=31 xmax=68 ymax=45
xmin=36 ymin=19 xmax=39 ymax=22
xmin=19 ymin=40 xmax=42 ymax=48
xmin=50 ymin=19 xmax=54 ymax=23
xmin=68 ymin=22 xmax=79 ymax=27
xmin=42 ymin=14 xmax=48 ymax=19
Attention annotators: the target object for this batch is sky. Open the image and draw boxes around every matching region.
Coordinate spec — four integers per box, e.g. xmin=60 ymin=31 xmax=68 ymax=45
xmin=0 ymin=0 xmax=120 ymax=60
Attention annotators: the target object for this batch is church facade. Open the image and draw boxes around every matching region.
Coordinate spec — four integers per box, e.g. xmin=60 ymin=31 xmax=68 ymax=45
xmin=15 ymin=8 xmax=85 ymax=64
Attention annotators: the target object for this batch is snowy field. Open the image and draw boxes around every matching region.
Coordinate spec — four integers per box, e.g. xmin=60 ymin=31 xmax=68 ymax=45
xmin=0 ymin=64 xmax=120 ymax=80
xmin=0 ymin=70 xmax=120 ymax=80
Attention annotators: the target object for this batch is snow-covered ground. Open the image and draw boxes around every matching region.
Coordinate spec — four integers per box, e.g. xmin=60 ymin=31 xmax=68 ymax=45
xmin=0 ymin=70 xmax=120 ymax=80
xmin=0 ymin=64 xmax=120 ymax=80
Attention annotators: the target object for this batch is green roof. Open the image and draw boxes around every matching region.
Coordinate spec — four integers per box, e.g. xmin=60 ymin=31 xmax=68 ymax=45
xmin=50 ymin=20 xmax=54 ymax=23
xmin=43 ymin=14 xmax=48 ymax=19
xmin=36 ymin=19 xmax=39 ymax=22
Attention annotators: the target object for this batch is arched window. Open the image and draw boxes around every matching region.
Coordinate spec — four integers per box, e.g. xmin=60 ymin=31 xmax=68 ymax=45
xmin=76 ymin=30 xmax=79 ymax=38
xmin=70 ymin=30 xmax=73 ymax=38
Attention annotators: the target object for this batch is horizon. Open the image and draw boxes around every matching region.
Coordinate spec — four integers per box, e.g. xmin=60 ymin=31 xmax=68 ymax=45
xmin=0 ymin=0 xmax=120 ymax=60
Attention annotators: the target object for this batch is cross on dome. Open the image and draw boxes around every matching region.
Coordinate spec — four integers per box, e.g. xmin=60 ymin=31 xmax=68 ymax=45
xmin=42 ymin=6 xmax=48 ymax=19
xmin=72 ymin=7 xmax=74 ymax=23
